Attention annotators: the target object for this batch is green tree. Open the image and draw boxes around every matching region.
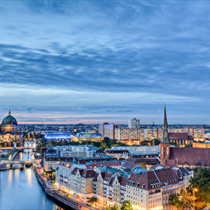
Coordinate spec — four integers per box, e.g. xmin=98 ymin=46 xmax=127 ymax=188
xmin=111 ymin=204 xmax=120 ymax=210
xmin=169 ymin=189 xmax=193 ymax=209
xmin=89 ymin=196 xmax=98 ymax=204
xmin=189 ymin=168 xmax=210 ymax=205
xmin=186 ymin=143 xmax=192 ymax=147
xmin=121 ymin=200 xmax=133 ymax=210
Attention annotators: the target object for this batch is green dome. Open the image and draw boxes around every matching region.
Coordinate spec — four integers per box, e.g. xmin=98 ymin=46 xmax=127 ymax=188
xmin=1 ymin=111 xmax=18 ymax=126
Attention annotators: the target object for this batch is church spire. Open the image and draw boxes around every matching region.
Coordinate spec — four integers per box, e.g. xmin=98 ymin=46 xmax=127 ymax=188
xmin=161 ymin=103 xmax=170 ymax=143
xmin=8 ymin=110 xmax=11 ymax=116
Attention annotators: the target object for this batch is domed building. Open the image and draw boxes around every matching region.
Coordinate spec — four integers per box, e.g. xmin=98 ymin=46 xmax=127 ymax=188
xmin=0 ymin=111 xmax=22 ymax=146
xmin=1 ymin=110 xmax=18 ymax=133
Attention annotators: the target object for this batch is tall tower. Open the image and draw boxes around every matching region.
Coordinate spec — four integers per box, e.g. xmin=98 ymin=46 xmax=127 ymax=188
xmin=160 ymin=104 xmax=170 ymax=165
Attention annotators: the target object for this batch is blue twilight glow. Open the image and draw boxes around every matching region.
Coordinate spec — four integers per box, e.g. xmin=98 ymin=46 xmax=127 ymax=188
xmin=45 ymin=133 xmax=73 ymax=140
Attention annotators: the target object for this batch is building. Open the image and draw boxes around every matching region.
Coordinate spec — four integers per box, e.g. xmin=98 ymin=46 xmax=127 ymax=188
xmin=92 ymin=165 xmax=192 ymax=209
xmin=93 ymin=171 xmax=128 ymax=206
xmin=204 ymin=130 xmax=210 ymax=139
xmin=105 ymin=149 xmax=130 ymax=159
xmin=125 ymin=166 xmax=193 ymax=210
xmin=115 ymin=128 xmax=144 ymax=141
xmin=75 ymin=132 xmax=103 ymax=142
xmin=0 ymin=111 xmax=22 ymax=145
xmin=99 ymin=123 xmax=118 ymax=139
xmin=127 ymin=157 xmax=160 ymax=170
xmin=121 ymin=161 xmax=147 ymax=175
xmin=128 ymin=118 xmax=140 ymax=129
xmin=160 ymin=105 xmax=210 ymax=168
xmin=168 ymin=133 xmax=193 ymax=145
xmin=55 ymin=145 xmax=99 ymax=153
xmin=193 ymin=142 xmax=210 ymax=148
xmin=112 ymin=145 xmax=160 ymax=155
xmin=58 ymin=150 xmax=93 ymax=158
xmin=70 ymin=168 xmax=96 ymax=200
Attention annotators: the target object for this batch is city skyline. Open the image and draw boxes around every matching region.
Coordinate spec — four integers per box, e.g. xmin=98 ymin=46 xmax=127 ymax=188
xmin=1 ymin=1 xmax=210 ymax=124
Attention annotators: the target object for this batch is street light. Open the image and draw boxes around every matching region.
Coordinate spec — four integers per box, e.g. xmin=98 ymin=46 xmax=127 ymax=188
xmin=193 ymin=188 xmax=198 ymax=210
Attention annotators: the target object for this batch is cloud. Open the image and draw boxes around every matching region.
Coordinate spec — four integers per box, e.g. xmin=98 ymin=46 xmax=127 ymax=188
xmin=0 ymin=0 xmax=210 ymax=123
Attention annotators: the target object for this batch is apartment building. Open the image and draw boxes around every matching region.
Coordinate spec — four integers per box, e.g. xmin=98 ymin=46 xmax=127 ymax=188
xmin=59 ymin=150 xmax=93 ymax=158
xmin=55 ymin=145 xmax=99 ymax=152
xmin=70 ymin=168 xmax=96 ymax=200
xmin=93 ymin=171 xmax=128 ymax=206
xmin=112 ymin=146 xmax=160 ymax=155
xmin=99 ymin=123 xmax=118 ymax=139
xmin=92 ymin=165 xmax=193 ymax=210
xmin=125 ymin=167 xmax=193 ymax=210
xmin=128 ymin=118 xmax=140 ymax=129
xmin=115 ymin=128 xmax=144 ymax=141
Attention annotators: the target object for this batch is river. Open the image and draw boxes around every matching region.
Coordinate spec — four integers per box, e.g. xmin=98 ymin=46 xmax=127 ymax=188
xmin=0 ymin=151 xmax=68 ymax=210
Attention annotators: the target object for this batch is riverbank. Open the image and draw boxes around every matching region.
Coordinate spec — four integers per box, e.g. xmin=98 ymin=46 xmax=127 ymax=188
xmin=34 ymin=165 xmax=93 ymax=210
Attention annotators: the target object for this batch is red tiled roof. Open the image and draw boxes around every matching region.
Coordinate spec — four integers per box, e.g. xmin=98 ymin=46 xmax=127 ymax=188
xmin=128 ymin=157 xmax=160 ymax=165
xmin=121 ymin=161 xmax=137 ymax=169
xmin=169 ymin=133 xmax=193 ymax=140
xmin=169 ymin=147 xmax=210 ymax=166
xmin=127 ymin=168 xmax=179 ymax=190
xmin=71 ymin=168 xmax=95 ymax=178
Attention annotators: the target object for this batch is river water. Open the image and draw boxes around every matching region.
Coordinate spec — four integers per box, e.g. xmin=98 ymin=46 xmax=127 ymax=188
xmin=0 ymin=151 xmax=67 ymax=210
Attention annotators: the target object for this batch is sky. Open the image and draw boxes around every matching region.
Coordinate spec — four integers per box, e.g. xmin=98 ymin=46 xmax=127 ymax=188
xmin=0 ymin=0 xmax=210 ymax=124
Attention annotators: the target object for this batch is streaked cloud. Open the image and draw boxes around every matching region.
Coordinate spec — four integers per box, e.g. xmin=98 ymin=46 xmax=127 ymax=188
xmin=0 ymin=0 xmax=210 ymax=123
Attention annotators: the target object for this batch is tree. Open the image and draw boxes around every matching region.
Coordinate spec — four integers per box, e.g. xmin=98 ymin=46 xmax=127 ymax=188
xmin=169 ymin=189 xmax=193 ymax=209
xmin=121 ymin=200 xmax=133 ymax=210
xmin=189 ymin=168 xmax=210 ymax=205
xmin=186 ymin=143 xmax=192 ymax=147
xmin=111 ymin=204 xmax=120 ymax=210
xmin=89 ymin=196 xmax=98 ymax=204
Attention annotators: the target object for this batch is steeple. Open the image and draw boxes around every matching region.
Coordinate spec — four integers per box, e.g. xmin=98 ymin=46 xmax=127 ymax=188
xmin=8 ymin=110 xmax=11 ymax=116
xmin=161 ymin=103 xmax=170 ymax=143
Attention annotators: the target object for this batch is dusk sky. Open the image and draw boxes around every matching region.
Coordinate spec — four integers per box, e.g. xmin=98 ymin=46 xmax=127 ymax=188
xmin=0 ymin=0 xmax=210 ymax=124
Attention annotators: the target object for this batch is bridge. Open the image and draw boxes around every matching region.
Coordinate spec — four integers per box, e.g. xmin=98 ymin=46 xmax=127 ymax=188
xmin=1 ymin=147 xmax=36 ymax=150
xmin=1 ymin=159 xmax=40 ymax=164
xmin=0 ymin=159 xmax=41 ymax=169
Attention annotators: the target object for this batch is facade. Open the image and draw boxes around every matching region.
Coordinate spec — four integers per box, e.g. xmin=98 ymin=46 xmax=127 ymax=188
xmin=105 ymin=149 xmax=129 ymax=159
xmin=99 ymin=123 xmax=118 ymax=139
xmin=92 ymin=166 xmax=192 ymax=210
xmin=193 ymin=142 xmax=210 ymax=148
xmin=128 ymin=118 xmax=140 ymax=129
xmin=59 ymin=150 xmax=93 ymax=158
xmin=112 ymin=146 xmax=160 ymax=155
xmin=70 ymin=168 xmax=96 ymax=200
xmin=93 ymin=171 xmax=128 ymax=206
xmin=115 ymin=128 xmax=144 ymax=141
xmin=0 ymin=111 xmax=22 ymax=144
xmin=168 ymin=133 xmax=193 ymax=145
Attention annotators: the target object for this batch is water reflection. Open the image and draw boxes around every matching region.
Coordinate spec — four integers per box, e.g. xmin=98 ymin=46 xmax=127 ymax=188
xmin=0 ymin=152 xmax=68 ymax=210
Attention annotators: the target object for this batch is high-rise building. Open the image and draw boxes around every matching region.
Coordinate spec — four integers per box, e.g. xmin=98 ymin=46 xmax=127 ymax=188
xmin=128 ymin=118 xmax=140 ymax=129
xmin=98 ymin=123 xmax=118 ymax=139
